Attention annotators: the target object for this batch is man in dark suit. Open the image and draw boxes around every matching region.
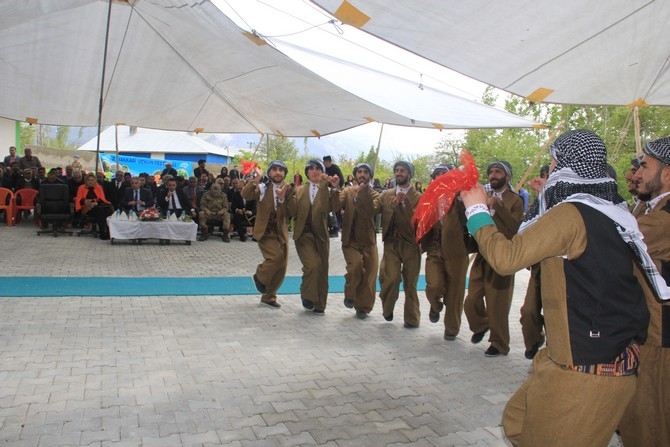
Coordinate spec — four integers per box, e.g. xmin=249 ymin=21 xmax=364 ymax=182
xmin=157 ymin=178 xmax=192 ymax=218
xmin=230 ymin=178 xmax=256 ymax=241
xmin=120 ymin=176 xmax=154 ymax=213
xmin=109 ymin=170 xmax=128 ymax=209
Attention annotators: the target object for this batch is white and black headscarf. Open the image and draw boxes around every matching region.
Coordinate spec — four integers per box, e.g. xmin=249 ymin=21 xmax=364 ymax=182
xmin=521 ymin=129 xmax=669 ymax=300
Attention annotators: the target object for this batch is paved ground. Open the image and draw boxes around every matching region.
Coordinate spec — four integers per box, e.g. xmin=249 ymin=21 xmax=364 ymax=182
xmin=0 ymin=222 xmax=622 ymax=446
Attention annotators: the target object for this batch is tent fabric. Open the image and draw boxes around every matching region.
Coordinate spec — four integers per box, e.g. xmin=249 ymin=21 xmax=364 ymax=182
xmin=314 ymin=0 xmax=670 ymax=106
xmin=0 ymin=0 xmax=536 ymax=138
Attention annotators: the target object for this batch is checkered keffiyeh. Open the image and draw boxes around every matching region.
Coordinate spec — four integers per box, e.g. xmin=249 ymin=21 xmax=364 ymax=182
xmin=644 ymin=136 xmax=670 ymax=166
xmin=521 ymin=130 xmax=670 ymax=301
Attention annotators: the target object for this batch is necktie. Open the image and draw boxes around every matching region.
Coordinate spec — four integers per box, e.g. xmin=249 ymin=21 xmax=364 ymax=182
xmin=192 ymin=188 xmax=197 ymax=206
xmin=171 ymin=193 xmax=176 ymax=210
xmin=135 ymin=190 xmax=139 ymax=211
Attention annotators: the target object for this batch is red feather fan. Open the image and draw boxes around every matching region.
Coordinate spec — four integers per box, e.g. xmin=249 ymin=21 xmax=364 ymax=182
xmin=412 ymin=151 xmax=480 ymax=242
xmin=240 ymin=159 xmax=258 ymax=176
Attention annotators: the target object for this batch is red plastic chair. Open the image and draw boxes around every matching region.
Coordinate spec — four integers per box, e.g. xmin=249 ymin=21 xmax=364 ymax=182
xmin=0 ymin=187 xmax=14 ymax=226
xmin=13 ymin=188 xmax=39 ymax=224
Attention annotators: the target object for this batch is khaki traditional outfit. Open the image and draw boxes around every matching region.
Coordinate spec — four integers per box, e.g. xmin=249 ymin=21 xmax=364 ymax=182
xmin=469 ymin=129 xmax=664 ymax=447
xmin=242 ymin=179 xmax=292 ymax=306
xmin=288 ymin=176 xmax=340 ymax=312
xmin=619 ymin=143 xmax=670 ymax=447
xmin=379 ymin=185 xmax=422 ymax=326
xmin=464 ymin=188 xmax=523 ymax=354
xmin=338 ymin=183 xmax=382 ymax=314
xmin=422 ymin=199 xmax=469 ymax=336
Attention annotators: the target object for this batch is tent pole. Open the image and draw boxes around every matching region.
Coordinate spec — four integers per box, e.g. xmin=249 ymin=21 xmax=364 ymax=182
xmin=633 ymin=106 xmax=642 ymax=157
xmin=94 ymin=0 xmax=113 ymax=174
xmin=373 ymin=123 xmax=384 ymax=177
xmin=115 ymin=124 xmax=120 ymax=171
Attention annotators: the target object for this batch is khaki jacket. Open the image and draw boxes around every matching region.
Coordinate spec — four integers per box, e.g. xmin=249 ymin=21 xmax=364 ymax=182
xmin=288 ymin=180 xmax=340 ymax=241
xmin=380 ymin=186 xmax=422 ymax=245
xmin=241 ymin=181 xmax=292 ymax=241
xmin=338 ymin=185 xmax=381 ymax=247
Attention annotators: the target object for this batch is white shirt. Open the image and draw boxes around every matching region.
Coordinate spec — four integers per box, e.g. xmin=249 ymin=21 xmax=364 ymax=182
xmin=646 ymin=191 xmax=670 ymax=213
xmin=259 ymin=182 xmax=285 ymax=209
xmin=309 ymin=182 xmax=319 ymax=204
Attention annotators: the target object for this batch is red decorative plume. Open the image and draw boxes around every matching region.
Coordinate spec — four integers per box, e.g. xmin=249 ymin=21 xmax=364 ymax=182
xmin=240 ymin=159 xmax=258 ymax=175
xmin=412 ymin=151 xmax=479 ymax=242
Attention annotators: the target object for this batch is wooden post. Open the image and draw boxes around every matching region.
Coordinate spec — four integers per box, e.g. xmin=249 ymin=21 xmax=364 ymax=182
xmin=633 ymin=106 xmax=642 ymax=157
xmin=513 ymin=123 xmax=564 ymax=192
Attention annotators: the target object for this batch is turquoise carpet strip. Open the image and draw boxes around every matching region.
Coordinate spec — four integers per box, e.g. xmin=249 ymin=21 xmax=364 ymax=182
xmin=0 ymin=276 xmax=431 ymax=297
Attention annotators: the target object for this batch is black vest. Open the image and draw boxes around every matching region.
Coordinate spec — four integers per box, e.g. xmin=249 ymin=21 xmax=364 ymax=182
xmin=564 ymin=203 xmax=649 ymax=364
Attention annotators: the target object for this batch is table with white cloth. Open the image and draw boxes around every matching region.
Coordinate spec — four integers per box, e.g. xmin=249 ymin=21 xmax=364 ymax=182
xmin=107 ymin=218 xmax=197 ymax=245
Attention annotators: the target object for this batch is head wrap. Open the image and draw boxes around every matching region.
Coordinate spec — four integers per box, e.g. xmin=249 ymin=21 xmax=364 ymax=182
xmin=266 ymin=160 xmax=288 ymax=178
xmin=430 ymin=163 xmax=454 ymax=180
xmin=521 ymin=129 xmax=670 ymax=300
xmin=304 ymin=159 xmax=325 ymax=177
xmin=630 ymin=157 xmax=641 ymax=169
xmin=522 ymin=130 xmax=622 ymax=231
xmin=550 ymin=129 xmax=608 ymax=178
xmin=643 ymin=136 xmax=670 ymax=166
xmin=353 ymin=163 xmax=374 ymax=179
xmin=487 ymin=161 xmax=512 ymax=179
xmin=604 ymin=163 xmax=617 ymax=181
xmin=393 ymin=161 xmax=414 ymax=179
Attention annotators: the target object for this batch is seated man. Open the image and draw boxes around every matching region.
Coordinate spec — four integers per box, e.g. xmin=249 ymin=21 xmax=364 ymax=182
xmin=197 ymin=184 xmax=231 ymax=242
xmin=230 ymin=178 xmax=256 ymax=241
xmin=120 ymin=176 xmax=154 ymax=214
xmin=157 ymin=177 xmax=192 ymax=218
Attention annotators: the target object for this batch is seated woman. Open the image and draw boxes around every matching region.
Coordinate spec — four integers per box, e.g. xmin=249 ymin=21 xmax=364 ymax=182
xmin=75 ymin=173 xmax=114 ymax=240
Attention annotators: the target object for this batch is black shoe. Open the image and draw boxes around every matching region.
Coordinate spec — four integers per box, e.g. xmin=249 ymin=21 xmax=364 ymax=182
xmin=343 ymin=298 xmax=354 ymax=309
xmin=356 ymin=310 xmax=368 ymax=320
xmin=199 ymin=234 xmax=208 ymax=241
xmin=471 ymin=327 xmax=489 ymax=344
xmin=403 ymin=322 xmax=418 ymax=329
xmin=484 ymin=345 xmax=501 ymax=357
xmin=222 ymin=233 xmax=230 ymax=243
xmin=444 ymin=331 xmax=457 ymax=341
xmin=261 ymin=300 xmax=281 ymax=309
xmin=240 ymin=235 xmax=248 ymax=242
xmin=429 ymin=308 xmax=440 ymax=323
xmin=384 ymin=312 xmax=393 ymax=322
xmin=301 ymin=299 xmax=314 ymax=310
xmin=253 ymin=274 xmax=267 ymax=294
xmin=312 ymin=309 xmax=325 ymax=316
xmin=524 ymin=340 xmax=544 ymax=360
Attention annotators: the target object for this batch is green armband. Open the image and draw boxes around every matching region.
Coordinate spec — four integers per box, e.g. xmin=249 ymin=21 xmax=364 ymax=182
xmin=467 ymin=212 xmax=495 ymax=236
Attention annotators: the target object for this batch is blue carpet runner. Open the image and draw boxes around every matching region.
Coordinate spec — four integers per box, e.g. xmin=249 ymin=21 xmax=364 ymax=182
xmin=0 ymin=276 xmax=430 ymax=297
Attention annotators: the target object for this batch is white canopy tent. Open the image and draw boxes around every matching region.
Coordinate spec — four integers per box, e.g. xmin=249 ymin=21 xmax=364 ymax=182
xmin=0 ymin=0 xmax=536 ymax=139
xmin=314 ymin=0 xmax=670 ymax=107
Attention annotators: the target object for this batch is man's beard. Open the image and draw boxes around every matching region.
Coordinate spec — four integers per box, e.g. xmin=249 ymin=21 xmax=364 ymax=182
xmin=489 ymin=178 xmax=506 ymax=190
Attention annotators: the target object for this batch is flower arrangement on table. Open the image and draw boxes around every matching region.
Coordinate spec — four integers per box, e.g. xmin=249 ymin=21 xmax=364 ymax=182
xmin=139 ymin=207 xmax=161 ymax=221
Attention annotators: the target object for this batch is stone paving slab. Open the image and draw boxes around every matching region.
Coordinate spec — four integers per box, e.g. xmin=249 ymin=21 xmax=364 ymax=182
xmin=0 ymin=223 xmax=623 ymax=446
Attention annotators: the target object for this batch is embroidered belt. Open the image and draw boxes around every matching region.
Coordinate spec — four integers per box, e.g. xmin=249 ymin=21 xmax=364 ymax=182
xmin=566 ymin=342 xmax=640 ymax=377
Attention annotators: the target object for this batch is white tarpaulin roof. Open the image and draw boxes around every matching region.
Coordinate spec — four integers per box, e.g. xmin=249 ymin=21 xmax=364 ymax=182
xmin=314 ymin=0 xmax=670 ymax=107
xmin=0 ymin=0 xmax=537 ymax=138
